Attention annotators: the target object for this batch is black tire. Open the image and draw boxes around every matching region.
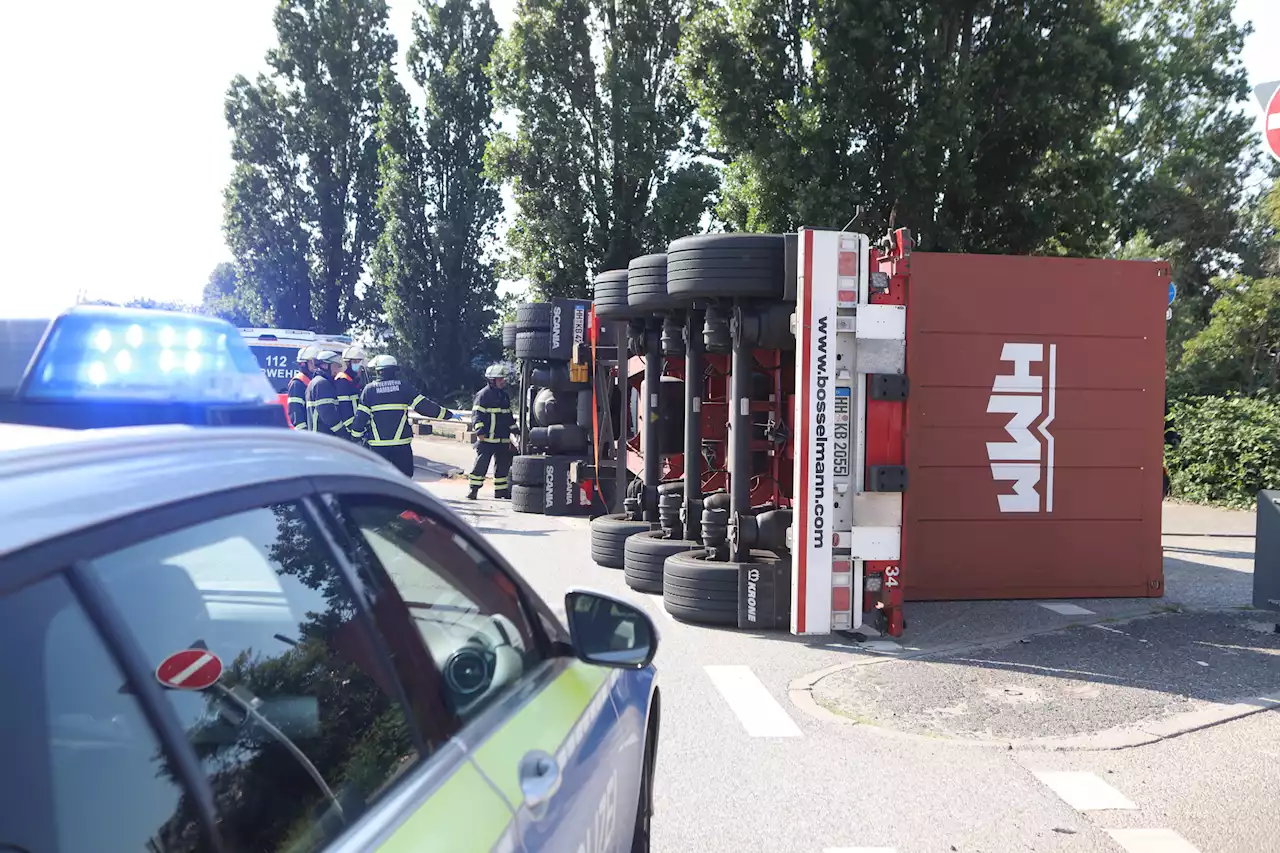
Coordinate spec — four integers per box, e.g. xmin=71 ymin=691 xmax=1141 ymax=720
xmin=591 ymin=513 xmax=653 ymax=568
xmin=661 ymin=549 xmax=780 ymax=624
xmin=510 ymin=454 xmax=579 ymax=486
xmin=502 ymin=322 xmax=517 ymax=348
xmin=532 ymin=388 xmax=577 ymax=427
xmin=594 ymin=269 xmax=633 ymax=320
xmin=631 ymin=714 xmax=657 ymax=853
xmin=627 ymin=254 xmax=682 ymax=311
xmin=511 ymin=483 xmax=544 ymax=514
xmin=624 ymin=531 xmax=699 ymax=594
xmin=516 ymin=303 xmax=551 ymax=332
xmin=515 ymin=330 xmax=551 ymax=360
xmin=628 ymin=253 xmax=668 ymax=274
xmin=547 ymin=423 xmax=586 ymax=453
xmin=662 ymin=595 xmax=737 ymax=625
xmin=665 ymin=234 xmax=785 ymax=299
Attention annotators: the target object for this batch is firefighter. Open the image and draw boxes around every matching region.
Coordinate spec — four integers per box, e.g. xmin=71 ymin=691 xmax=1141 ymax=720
xmin=305 ymin=350 xmax=349 ymax=439
xmin=285 ymin=345 xmax=319 ymax=430
xmin=349 ymin=354 xmax=453 ymax=477
xmin=468 ymin=364 xmax=516 ymax=500
xmin=334 ymin=344 xmax=367 ymax=437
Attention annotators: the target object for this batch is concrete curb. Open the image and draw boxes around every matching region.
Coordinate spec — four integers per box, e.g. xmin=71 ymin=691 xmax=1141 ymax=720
xmin=788 ymin=609 xmax=1280 ymax=751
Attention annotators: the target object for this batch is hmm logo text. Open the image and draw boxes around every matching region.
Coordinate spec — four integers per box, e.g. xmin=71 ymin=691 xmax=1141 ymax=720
xmin=986 ymin=342 xmax=1056 ymax=513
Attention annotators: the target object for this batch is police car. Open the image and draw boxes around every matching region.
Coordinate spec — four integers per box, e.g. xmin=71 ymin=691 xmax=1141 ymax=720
xmin=0 ymin=305 xmax=286 ymax=428
xmin=0 ymin=424 xmax=660 ymax=852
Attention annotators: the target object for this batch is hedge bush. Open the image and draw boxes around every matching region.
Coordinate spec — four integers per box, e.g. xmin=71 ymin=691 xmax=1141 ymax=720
xmin=1167 ymin=395 xmax=1280 ymax=508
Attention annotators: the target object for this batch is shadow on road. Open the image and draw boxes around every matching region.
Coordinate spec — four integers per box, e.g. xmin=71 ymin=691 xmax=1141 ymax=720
xmin=811 ymin=609 xmax=1280 ymax=741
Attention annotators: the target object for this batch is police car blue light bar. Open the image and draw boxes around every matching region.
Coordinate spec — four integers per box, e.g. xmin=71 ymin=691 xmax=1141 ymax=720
xmin=21 ymin=306 xmax=277 ymax=404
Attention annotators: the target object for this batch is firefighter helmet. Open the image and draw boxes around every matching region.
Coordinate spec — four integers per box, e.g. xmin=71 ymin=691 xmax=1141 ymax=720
xmin=368 ymin=354 xmax=398 ymax=371
xmin=296 ymin=344 xmax=319 ymax=364
xmin=484 ymin=364 xmax=506 ymax=379
xmin=342 ymin=344 xmax=367 ymax=364
xmin=314 ymin=350 xmax=343 ymax=366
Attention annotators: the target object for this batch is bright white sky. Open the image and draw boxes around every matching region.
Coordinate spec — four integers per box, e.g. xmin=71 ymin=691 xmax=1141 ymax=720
xmin=0 ymin=0 xmax=1277 ymax=316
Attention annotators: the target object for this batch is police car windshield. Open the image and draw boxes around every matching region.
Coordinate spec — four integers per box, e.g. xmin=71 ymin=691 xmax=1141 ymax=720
xmin=20 ymin=308 xmax=273 ymax=404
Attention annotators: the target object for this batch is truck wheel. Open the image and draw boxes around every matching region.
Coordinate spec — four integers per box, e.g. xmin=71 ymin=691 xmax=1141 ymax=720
xmin=516 ymin=303 xmax=551 ymax=332
xmin=593 ymin=269 xmax=634 ymax=320
xmin=628 ymin=253 xmax=682 ymax=312
xmin=591 ymin=513 xmax=652 ymax=568
xmin=546 ymin=423 xmax=587 ymax=453
xmin=511 ymin=484 xmax=544 ymax=513
xmin=502 ymin=322 xmax=517 ymax=348
xmin=515 ymin=330 xmax=551 ymax=360
xmin=665 ymin=234 xmax=785 ymax=300
xmin=510 ymin=454 xmax=578 ymax=486
xmin=662 ymin=549 xmax=781 ymax=624
xmin=624 ymin=531 xmax=699 ymax=594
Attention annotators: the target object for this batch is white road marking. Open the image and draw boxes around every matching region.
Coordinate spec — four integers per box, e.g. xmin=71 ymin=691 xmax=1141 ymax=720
xmin=705 ymin=665 xmax=802 ymax=738
xmin=862 ymin=640 xmax=903 ymax=653
xmin=1107 ymin=828 xmax=1202 ymax=853
xmin=1034 ymin=771 xmax=1138 ymax=811
xmin=1039 ymin=602 xmax=1096 ymax=616
xmin=167 ymin=653 xmax=215 ymax=686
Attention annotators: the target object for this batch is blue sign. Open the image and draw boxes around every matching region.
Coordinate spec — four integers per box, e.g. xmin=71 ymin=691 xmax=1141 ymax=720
xmin=1168 ymin=281 xmax=1177 ymax=305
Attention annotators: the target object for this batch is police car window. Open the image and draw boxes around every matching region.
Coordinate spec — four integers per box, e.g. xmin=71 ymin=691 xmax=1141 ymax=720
xmin=84 ymin=503 xmax=425 ymax=853
xmin=336 ymin=499 xmax=543 ymax=723
xmin=0 ymin=573 xmax=208 ymax=853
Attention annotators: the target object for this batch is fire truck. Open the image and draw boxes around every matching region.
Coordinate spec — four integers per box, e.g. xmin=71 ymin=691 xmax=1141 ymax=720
xmin=506 ymin=227 xmax=1169 ymax=638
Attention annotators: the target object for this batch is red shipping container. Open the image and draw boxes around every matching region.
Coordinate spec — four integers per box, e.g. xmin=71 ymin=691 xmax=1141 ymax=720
xmin=903 ymin=252 xmax=1168 ymax=601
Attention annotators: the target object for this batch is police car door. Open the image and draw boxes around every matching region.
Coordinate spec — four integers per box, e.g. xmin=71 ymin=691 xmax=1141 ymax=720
xmin=324 ymin=491 xmax=626 ymax=853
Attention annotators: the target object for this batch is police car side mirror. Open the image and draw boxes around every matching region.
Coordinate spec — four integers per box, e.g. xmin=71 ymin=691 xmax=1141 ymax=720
xmin=563 ymin=589 xmax=657 ymax=669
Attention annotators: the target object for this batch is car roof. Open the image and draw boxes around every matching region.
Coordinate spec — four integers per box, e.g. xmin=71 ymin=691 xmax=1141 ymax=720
xmin=0 ymin=425 xmax=420 ymax=558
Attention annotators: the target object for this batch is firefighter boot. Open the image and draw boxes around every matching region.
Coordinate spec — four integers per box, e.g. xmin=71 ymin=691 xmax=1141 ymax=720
xmin=495 ymin=488 xmax=511 ymax=500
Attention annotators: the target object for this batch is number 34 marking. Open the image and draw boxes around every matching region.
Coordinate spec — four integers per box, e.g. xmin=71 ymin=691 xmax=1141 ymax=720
xmin=884 ymin=566 xmax=900 ymax=588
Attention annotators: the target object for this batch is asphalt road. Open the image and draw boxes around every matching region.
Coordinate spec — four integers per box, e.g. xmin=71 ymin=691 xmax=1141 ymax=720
xmin=419 ymin=474 xmax=1280 ymax=853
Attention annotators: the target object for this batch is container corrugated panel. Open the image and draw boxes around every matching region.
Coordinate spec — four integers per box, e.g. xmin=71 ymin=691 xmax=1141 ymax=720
xmin=903 ymin=252 xmax=1167 ymax=600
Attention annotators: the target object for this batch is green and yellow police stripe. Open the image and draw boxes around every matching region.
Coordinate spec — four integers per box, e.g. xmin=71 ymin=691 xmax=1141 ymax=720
xmin=378 ymin=661 xmax=613 ymax=852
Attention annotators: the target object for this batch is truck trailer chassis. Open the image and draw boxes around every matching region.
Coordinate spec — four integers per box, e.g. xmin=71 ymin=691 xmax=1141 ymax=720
xmin=506 ymin=227 xmax=1169 ymax=638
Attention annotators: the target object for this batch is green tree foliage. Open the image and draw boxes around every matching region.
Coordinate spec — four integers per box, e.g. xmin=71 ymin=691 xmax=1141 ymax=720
xmin=1103 ymin=0 xmax=1257 ymax=350
xmin=372 ymin=0 xmax=501 ymax=399
xmin=372 ymin=70 xmax=436 ymax=387
xmin=1170 ymin=276 xmax=1280 ymax=398
xmin=200 ymin=262 xmax=259 ymax=326
xmin=488 ymin=0 xmax=718 ymax=299
xmin=679 ymin=0 xmax=1132 ymax=252
xmin=1237 ymin=173 xmax=1280 ymax=281
xmin=1166 ymin=394 xmax=1280 ymax=507
xmin=224 ymin=0 xmax=397 ymax=333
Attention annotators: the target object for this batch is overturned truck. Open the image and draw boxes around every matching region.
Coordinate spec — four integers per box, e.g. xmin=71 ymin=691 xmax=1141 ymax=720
xmin=513 ymin=227 xmax=1170 ymax=638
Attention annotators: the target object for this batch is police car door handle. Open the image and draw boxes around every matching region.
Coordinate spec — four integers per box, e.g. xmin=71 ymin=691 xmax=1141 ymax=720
xmin=517 ymin=750 xmax=562 ymax=808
